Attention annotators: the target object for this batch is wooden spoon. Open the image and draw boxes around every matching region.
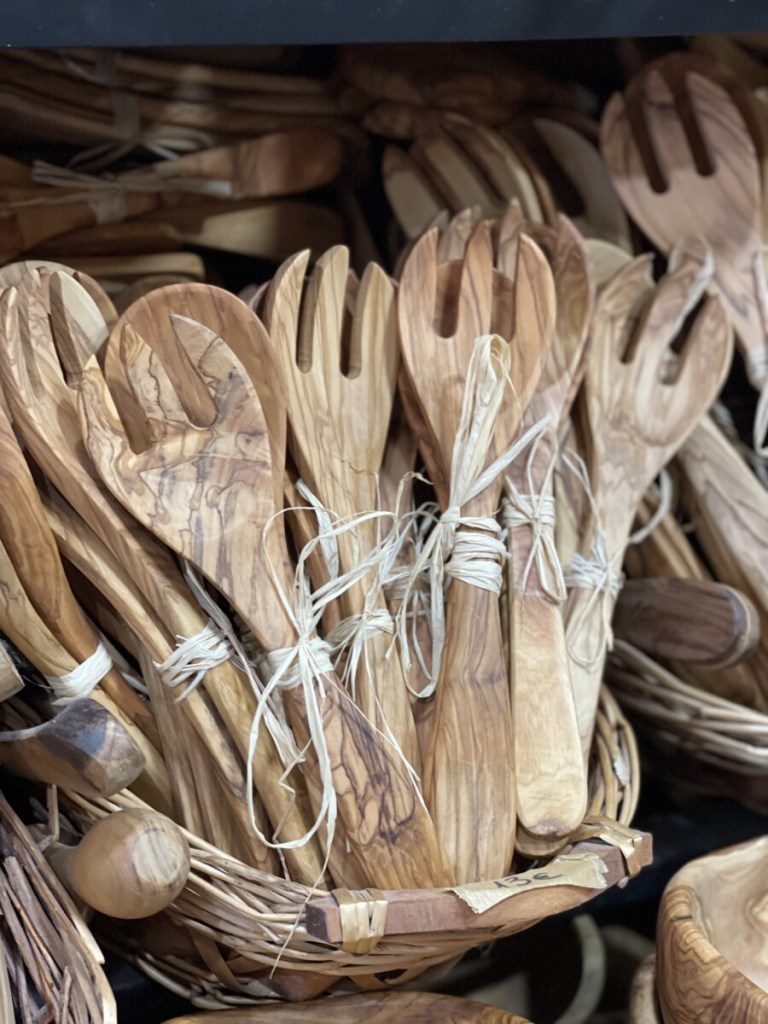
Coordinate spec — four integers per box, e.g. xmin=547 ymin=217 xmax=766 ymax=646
xmin=0 ymin=697 xmax=144 ymax=797
xmin=601 ymin=59 xmax=768 ymax=389
xmin=37 ymin=808 xmax=190 ymax=920
xmin=78 ymin=311 xmax=455 ymax=889
xmin=399 ymin=223 xmax=554 ymax=882
xmin=564 ymin=244 xmax=733 ymax=760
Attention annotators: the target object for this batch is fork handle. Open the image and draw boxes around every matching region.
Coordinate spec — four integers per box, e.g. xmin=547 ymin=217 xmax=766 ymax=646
xmin=422 ymin=575 xmax=515 ymax=885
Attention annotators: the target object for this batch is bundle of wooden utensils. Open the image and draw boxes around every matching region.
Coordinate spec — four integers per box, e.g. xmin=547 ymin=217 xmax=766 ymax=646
xmin=0 ymin=36 xmax=767 ymax=1015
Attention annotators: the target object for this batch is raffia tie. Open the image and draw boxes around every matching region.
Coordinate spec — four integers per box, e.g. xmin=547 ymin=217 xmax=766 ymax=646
xmin=154 ymin=621 xmax=232 ymax=702
xmin=45 ymin=641 xmax=112 ymax=704
xmin=333 ymin=888 xmax=388 ymax=954
xmin=394 ymin=335 xmax=548 ymax=697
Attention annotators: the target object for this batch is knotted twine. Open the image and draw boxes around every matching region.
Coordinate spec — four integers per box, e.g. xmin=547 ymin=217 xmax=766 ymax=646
xmin=561 ymin=449 xmax=674 ymax=667
xmin=501 ymin=427 xmax=566 ymax=604
xmin=394 ymin=334 xmax=549 ymax=698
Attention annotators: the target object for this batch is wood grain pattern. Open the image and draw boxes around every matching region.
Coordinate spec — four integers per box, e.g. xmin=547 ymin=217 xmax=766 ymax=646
xmin=78 ymin=309 xmax=456 ymax=890
xmin=0 ymin=698 xmax=144 ymax=797
xmin=263 ymin=247 xmax=419 ymax=769
xmin=613 ymin=578 xmax=760 ymax=668
xmin=0 ymin=275 xmax=322 ymax=882
xmin=160 ymin=991 xmax=533 ymax=1024
xmin=657 ymin=836 xmax=768 ymax=1023
xmin=565 ymin=244 xmax=733 ymax=759
xmin=0 ymin=644 xmax=22 ymax=701
xmin=399 ymin=223 xmax=554 ymax=882
xmin=499 ymin=206 xmax=591 ymax=839
xmin=42 ymin=808 xmax=190 ymax=920
xmin=600 ymin=57 xmax=768 ymax=388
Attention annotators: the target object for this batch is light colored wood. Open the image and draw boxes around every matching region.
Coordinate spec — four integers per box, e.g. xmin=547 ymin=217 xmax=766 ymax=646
xmin=584 ymin=238 xmax=633 ymax=289
xmin=613 ymin=578 xmax=760 ymax=668
xmin=624 ymin=493 xmax=710 ymax=583
xmin=565 ymin=245 xmax=733 ymax=760
xmin=382 ymin=145 xmax=447 ymax=240
xmin=523 ymin=118 xmax=631 ymax=249
xmin=657 ymin=835 xmax=768 ymax=1023
xmin=601 ymin=58 xmax=768 ymax=389
xmin=160 ymin=992 xmax=533 ymax=1023
xmin=498 ymin=207 xmax=592 ymax=839
xmin=399 ymin=223 xmax=554 ymax=882
xmin=0 ymin=275 xmax=322 ymax=883
xmin=0 ymin=698 xmax=144 ymax=796
xmin=42 ymin=808 xmax=190 ymax=920
xmin=78 ymin=304 xmax=456 ymax=890
xmin=263 ymin=247 xmax=419 ymax=770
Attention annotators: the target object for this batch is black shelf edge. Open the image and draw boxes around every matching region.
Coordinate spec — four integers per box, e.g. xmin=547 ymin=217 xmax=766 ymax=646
xmin=6 ymin=0 xmax=768 ymax=49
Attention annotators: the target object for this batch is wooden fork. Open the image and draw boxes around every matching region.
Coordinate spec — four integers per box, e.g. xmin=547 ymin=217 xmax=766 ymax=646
xmin=78 ymin=313 xmax=455 ymax=889
xmin=601 ymin=57 xmax=768 ymax=390
xmin=564 ymin=242 xmax=733 ymax=759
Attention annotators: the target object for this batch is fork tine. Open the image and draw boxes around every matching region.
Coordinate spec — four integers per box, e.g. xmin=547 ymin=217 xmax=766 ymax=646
xmin=496 ymin=200 xmax=525 ymax=276
xmin=674 ymin=292 xmax=733 ymax=398
xmin=78 ymin=355 xmax=138 ymax=485
xmin=436 ymin=207 xmax=480 ymax=262
xmin=49 ymin=272 xmax=108 ymax=383
xmin=593 ymin=254 xmax=656 ymax=364
xmin=121 ymin=324 xmax=189 ymax=437
xmin=411 ymin=133 xmax=500 ymax=215
xmin=455 ymin=219 xmax=495 ymax=342
xmin=511 ymin=235 xmax=556 ymax=411
xmin=634 ymin=69 xmax=694 ymax=192
xmin=263 ymin=249 xmax=310 ymax=356
xmin=348 ymin=262 xmax=398 ymax=384
xmin=399 ymin=228 xmax=440 ymax=339
xmin=684 ymin=71 xmax=762 ymax=202
xmin=298 ymin=246 xmax=348 ymax=375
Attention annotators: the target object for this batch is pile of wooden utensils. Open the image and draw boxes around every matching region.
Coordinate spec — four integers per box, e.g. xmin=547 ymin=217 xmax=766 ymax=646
xmin=0 ymin=35 xmax=766 ymax=1014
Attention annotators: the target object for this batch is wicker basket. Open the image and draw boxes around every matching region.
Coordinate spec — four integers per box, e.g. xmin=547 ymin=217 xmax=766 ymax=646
xmin=0 ymin=792 xmax=115 ymax=1023
xmin=62 ymin=687 xmax=646 ymax=1010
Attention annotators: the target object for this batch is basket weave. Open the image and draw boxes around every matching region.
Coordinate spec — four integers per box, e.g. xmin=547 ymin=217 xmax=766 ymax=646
xmin=607 ymin=639 xmax=768 ymax=775
xmin=63 ymin=687 xmax=645 ymax=1010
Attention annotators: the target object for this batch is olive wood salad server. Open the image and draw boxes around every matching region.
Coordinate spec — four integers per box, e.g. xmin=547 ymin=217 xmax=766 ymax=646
xmin=43 ymin=487 xmax=272 ymax=867
xmin=564 ymin=245 xmax=733 ymax=760
xmin=261 ymin=247 xmax=420 ymax=770
xmin=51 ymin=274 xmax=321 ymax=875
xmin=0 ymin=274 xmax=322 ymax=880
xmin=0 ymin=697 xmax=144 ymax=797
xmin=496 ymin=207 xmax=593 ymax=840
xmin=600 ymin=58 xmax=768 ymax=391
xmin=399 ymin=223 xmax=554 ymax=883
xmin=78 ymin=308 xmax=455 ymax=889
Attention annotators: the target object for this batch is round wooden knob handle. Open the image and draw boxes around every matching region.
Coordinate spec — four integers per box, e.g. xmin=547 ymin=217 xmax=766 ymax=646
xmin=47 ymin=809 xmax=190 ymax=919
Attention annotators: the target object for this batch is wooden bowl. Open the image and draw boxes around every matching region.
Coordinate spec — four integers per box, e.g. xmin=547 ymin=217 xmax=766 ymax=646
xmin=160 ymin=992 xmax=533 ymax=1022
xmin=628 ymin=954 xmax=662 ymax=1024
xmin=657 ymin=835 xmax=768 ymax=1022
